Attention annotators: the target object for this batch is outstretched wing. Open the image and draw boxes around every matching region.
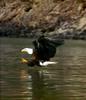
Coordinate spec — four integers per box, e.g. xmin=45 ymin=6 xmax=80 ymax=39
xmin=38 ymin=35 xmax=64 ymax=47
xmin=33 ymin=35 xmax=64 ymax=61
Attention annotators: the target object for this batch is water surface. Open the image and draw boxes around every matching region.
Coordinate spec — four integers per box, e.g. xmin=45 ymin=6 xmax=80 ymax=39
xmin=0 ymin=38 xmax=86 ymax=100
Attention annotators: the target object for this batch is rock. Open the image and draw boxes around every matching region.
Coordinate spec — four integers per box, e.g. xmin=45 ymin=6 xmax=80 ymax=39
xmin=0 ymin=0 xmax=86 ymax=38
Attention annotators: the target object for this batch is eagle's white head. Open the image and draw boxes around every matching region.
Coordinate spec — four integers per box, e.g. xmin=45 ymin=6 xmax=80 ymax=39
xmin=21 ymin=48 xmax=33 ymax=54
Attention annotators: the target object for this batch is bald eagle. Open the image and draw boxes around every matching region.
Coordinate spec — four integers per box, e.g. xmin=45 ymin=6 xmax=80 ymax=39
xmin=21 ymin=35 xmax=64 ymax=66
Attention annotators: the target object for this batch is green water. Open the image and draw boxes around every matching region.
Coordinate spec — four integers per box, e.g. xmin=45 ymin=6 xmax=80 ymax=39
xmin=0 ymin=38 xmax=86 ymax=100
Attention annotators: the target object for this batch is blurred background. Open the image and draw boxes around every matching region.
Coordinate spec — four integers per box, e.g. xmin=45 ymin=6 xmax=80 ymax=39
xmin=0 ymin=0 xmax=86 ymax=39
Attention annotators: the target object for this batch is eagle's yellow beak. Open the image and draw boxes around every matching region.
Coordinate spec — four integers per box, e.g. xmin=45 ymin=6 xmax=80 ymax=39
xmin=21 ymin=58 xmax=28 ymax=63
xmin=21 ymin=50 xmax=29 ymax=63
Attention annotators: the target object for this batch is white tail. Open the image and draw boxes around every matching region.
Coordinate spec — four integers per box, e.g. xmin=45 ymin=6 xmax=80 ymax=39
xmin=39 ymin=61 xmax=57 ymax=66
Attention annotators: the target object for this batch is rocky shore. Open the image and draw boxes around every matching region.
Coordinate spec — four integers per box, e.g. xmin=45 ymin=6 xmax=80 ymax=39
xmin=0 ymin=0 xmax=86 ymax=39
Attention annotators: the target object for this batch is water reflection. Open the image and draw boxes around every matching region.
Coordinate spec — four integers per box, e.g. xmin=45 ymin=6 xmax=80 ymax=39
xmin=27 ymin=68 xmax=65 ymax=100
xmin=28 ymin=69 xmax=44 ymax=100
